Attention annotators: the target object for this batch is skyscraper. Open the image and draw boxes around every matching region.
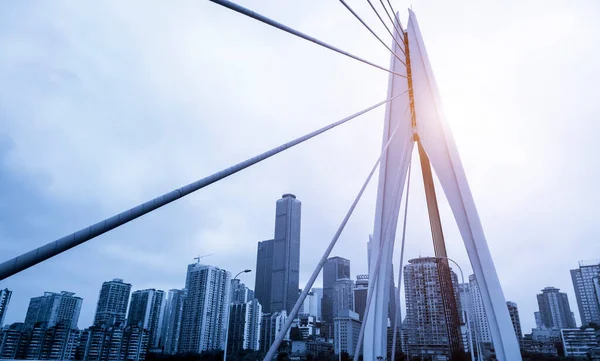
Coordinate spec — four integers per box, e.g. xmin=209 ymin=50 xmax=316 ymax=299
xmin=162 ymin=289 xmax=186 ymax=355
xmin=128 ymin=289 xmax=165 ymax=348
xmin=24 ymin=291 xmax=83 ymax=330
xmin=570 ymin=260 xmax=600 ymax=326
xmin=332 ymin=279 xmax=354 ymax=323
xmin=230 ymin=279 xmax=253 ymax=304
xmin=259 ymin=311 xmax=289 ymax=353
xmin=353 ymin=276 xmax=368 ymax=321
xmin=536 ymin=287 xmax=577 ymax=329
xmin=271 ymin=194 xmax=301 ymax=314
xmin=323 ymin=257 xmax=351 ymax=327
xmin=404 ymin=257 xmax=459 ymax=359
xmin=333 ymin=310 xmax=361 ymax=356
xmin=255 ymin=239 xmax=274 ymax=314
xmin=227 ymin=299 xmax=262 ymax=354
xmin=0 ymin=289 xmax=11 ymax=327
xmin=506 ymin=301 xmax=523 ymax=349
xmin=178 ymin=263 xmax=231 ymax=353
xmin=94 ymin=279 xmax=132 ymax=326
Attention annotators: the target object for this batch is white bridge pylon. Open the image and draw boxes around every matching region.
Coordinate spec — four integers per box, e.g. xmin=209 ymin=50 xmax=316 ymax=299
xmin=364 ymin=10 xmax=522 ymax=361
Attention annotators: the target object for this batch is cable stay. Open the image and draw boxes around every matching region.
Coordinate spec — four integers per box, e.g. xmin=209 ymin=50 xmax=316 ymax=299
xmin=209 ymin=0 xmax=407 ymax=79
xmin=262 ymin=107 xmax=408 ymax=361
xmin=366 ymin=0 xmax=406 ymax=54
xmin=385 ymin=0 xmax=406 ymax=40
xmin=379 ymin=0 xmax=406 ymax=45
xmin=337 ymin=0 xmax=406 ymax=67
xmin=0 ymin=91 xmax=408 ymax=281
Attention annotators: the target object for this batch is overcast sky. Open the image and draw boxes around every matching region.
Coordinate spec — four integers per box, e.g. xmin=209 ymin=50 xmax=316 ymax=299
xmin=1 ymin=0 xmax=599 ymax=335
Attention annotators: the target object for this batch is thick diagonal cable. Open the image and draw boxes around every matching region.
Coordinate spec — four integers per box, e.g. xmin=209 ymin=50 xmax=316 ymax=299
xmin=353 ymin=124 xmax=413 ymax=361
xmin=338 ymin=0 xmax=406 ymax=67
xmin=262 ymin=109 xmax=406 ymax=361
xmin=385 ymin=0 xmax=405 ymax=40
xmin=391 ymin=161 xmax=412 ymax=361
xmin=366 ymin=0 xmax=405 ymax=55
xmin=0 ymin=91 xmax=407 ymax=281
xmin=379 ymin=0 xmax=406 ymax=45
xmin=210 ymin=0 xmax=406 ymax=79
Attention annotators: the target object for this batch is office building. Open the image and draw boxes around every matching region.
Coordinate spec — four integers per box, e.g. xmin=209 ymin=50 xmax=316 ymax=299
xmin=332 ymin=279 xmax=354 ymax=323
xmin=353 ymin=275 xmax=368 ymax=321
xmin=506 ymin=301 xmax=523 ymax=349
xmin=560 ymin=328 xmax=598 ymax=358
xmin=0 ymin=289 xmax=11 ymax=327
xmin=259 ymin=311 xmax=289 ymax=353
xmin=178 ymin=263 xmax=231 ymax=353
xmin=255 ymin=240 xmax=274 ymax=314
xmin=227 ymin=298 xmax=262 ymax=354
xmin=311 ymin=288 xmax=323 ymax=320
xmin=230 ymin=279 xmax=253 ymax=304
xmin=571 ymin=260 xmax=600 ymax=327
xmin=271 ymin=194 xmax=301 ymax=314
xmin=404 ymin=257 xmax=459 ymax=359
xmin=300 ymin=289 xmax=320 ymax=318
xmin=161 ymin=289 xmax=185 ymax=355
xmin=94 ymin=279 xmax=132 ymax=326
xmin=24 ymin=291 xmax=83 ymax=330
xmin=127 ymin=289 xmax=165 ymax=348
xmin=333 ymin=310 xmax=361 ymax=357
xmin=536 ymin=287 xmax=577 ymax=329
xmin=323 ymin=257 xmax=351 ymax=337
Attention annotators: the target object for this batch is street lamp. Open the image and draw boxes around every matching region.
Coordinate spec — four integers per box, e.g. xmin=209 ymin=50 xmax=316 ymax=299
xmin=435 ymin=256 xmax=475 ymax=361
xmin=224 ymin=269 xmax=252 ymax=361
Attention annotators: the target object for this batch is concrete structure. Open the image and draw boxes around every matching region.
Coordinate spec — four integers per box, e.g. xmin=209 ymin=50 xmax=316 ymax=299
xmin=333 ymin=310 xmax=361 ymax=357
xmin=271 ymin=194 xmax=301 ymax=314
xmin=161 ymin=289 xmax=185 ymax=355
xmin=227 ymin=298 xmax=262 ymax=354
xmin=536 ymin=287 xmax=576 ymax=329
xmin=560 ymin=328 xmax=598 ymax=358
xmin=403 ymin=257 xmax=454 ymax=359
xmin=353 ymin=275 xmax=368 ymax=321
xmin=79 ymin=323 xmax=149 ymax=361
xmin=259 ymin=311 xmax=289 ymax=353
xmin=534 ymin=311 xmax=543 ymax=328
xmin=94 ymin=279 xmax=132 ymax=326
xmin=255 ymin=239 xmax=274 ymax=314
xmin=178 ymin=263 xmax=231 ymax=353
xmin=332 ymin=279 xmax=354 ymax=324
xmin=469 ymin=274 xmax=492 ymax=343
xmin=0 ymin=322 xmax=27 ymax=359
xmin=24 ymin=291 xmax=83 ymax=330
xmin=292 ymin=315 xmax=319 ymax=339
xmin=127 ymin=289 xmax=165 ymax=348
xmin=0 ymin=289 xmax=11 ymax=327
xmin=571 ymin=260 xmax=600 ymax=326
xmin=311 ymin=288 xmax=323 ymax=320
xmin=364 ymin=10 xmax=522 ymax=361
xmin=230 ymin=279 xmax=253 ymax=304
xmin=506 ymin=301 xmax=523 ymax=349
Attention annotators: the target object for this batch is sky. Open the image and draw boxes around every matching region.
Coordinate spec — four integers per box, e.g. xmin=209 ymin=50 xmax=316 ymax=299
xmin=1 ymin=0 xmax=599 ymax=335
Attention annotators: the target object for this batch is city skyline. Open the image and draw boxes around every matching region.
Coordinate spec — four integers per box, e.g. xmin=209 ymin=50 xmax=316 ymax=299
xmin=2 ymin=0 xmax=600 ymax=343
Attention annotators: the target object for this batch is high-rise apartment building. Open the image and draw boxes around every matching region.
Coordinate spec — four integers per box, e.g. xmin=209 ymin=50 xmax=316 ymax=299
xmin=227 ymin=299 xmax=262 ymax=355
xmin=259 ymin=311 xmax=289 ymax=353
xmin=468 ymin=274 xmax=492 ymax=344
xmin=404 ymin=257 xmax=456 ymax=359
xmin=255 ymin=240 xmax=274 ymax=314
xmin=323 ymin=257 xmax=351 ymax=328
xmin=0 ymin=289 xmax=11 ymax=327
xmin=94 ymin=279 xmax=132 ymax=326
xmin=271 ymin=194 xmax=301 ymax=314
xmin=506 ymin=301 xmax=523 ymax=349
xmin=536 ymin=287 xmax=577 ymax=329
xmin=230 ymin=279 xmax=253 ymax=304
xmin=161 ymin=289 xmax=186 ymax=355
xmin=78 ymin=324 xmax=149 ymax=361
xmin=128 ymin=289 xmax=165 ymax=348
xmin=24 ymin=291 xmax=83 ymax=330
xmin=570 ymin=260 xmax=600 ymax=326
xmin=353 ymin=275 xmax=368 ymax=321
xmin=178 ymin=263 xmax=231 ymax=353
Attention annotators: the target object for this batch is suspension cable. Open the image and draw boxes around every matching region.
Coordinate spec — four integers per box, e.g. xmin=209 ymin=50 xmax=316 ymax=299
xmin=262 ymin=105 xmax=407 ymax=361
xmin=353 ymin=122 xmax=413 ymax=361
xmin=379 ymin=0 xmax=406 ymax=45
xmin=337 ymin=0 xmax=406 ymax=67
xmin=209 ymin=0 xmax=407 ymax=79
xmin=366 ymin=0 xmax=405 ymax=55
xmin=385 ymin=0 xmax=405 ymax=39
xmin=0 ymin=91 xmax=408 ymax=281
xmin=391 ymin=160 xmax=412 ymax=361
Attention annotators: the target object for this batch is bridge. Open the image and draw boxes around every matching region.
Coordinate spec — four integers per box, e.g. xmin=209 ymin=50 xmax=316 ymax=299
xmin=0 ymin=1 xmax=522 ymax=361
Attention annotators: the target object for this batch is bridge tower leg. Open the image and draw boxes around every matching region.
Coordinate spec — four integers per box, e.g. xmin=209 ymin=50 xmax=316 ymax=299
xmin=363 ymin=10 xmax=522 ymax=361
